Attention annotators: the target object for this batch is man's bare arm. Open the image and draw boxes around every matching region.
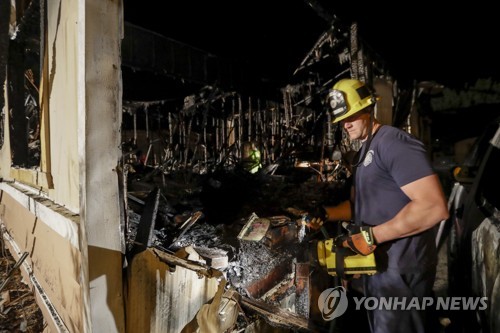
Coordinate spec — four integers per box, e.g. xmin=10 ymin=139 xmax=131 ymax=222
xmin=373 ymin=174 xmax=449 ymax=243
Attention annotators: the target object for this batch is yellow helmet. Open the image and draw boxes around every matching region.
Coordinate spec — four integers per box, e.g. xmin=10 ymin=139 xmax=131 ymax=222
xmin=327 ymin=79 xmax=376 ymax=123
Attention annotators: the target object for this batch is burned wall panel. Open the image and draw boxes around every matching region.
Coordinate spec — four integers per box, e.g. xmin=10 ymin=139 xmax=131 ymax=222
xmin=126 ymin=248 xmax=219 ymax=333
xmin=45 ymin=0 xmax=80 ymax=210
xmin=0 ymin=186 xmax=83 ymax=332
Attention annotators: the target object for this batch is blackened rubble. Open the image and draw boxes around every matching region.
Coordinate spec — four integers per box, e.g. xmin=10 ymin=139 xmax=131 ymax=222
xmin=125 ymin=165 xmax=349 ymax=322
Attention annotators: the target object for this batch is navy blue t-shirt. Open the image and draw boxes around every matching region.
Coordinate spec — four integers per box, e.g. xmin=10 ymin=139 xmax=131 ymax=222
xmin=354 ymin=125 xmax=437 ymax=273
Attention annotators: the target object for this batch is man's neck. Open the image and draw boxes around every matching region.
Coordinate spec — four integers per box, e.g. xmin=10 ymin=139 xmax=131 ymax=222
xmin=361 ymin=120 xmax=381 ymax=142
xmin=371 ymin=121 xmax=381 ymax=135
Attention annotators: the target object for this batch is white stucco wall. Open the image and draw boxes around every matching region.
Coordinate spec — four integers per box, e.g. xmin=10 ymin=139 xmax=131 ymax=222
xmin=1 ymin=1 xmax=125 ymax=332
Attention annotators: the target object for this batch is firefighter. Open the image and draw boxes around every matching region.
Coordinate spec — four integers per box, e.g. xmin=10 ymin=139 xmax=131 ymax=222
xmin=241 ymin=141 xmax=262 ymax=174
xmin=309 ymin=78 xmax=449 ymax=333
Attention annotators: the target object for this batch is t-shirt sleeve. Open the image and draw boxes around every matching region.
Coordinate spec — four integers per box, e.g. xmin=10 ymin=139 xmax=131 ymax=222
xmin=380 ymin=131 xmax=435 ymax=187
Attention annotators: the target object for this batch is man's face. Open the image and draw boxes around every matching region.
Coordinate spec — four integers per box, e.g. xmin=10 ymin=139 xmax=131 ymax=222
xmin=340 ymin=110 xmax=371 ymax=141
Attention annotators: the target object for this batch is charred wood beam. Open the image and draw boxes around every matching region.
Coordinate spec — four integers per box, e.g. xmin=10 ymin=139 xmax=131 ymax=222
xmin=168 ymin=211 xmax=204 ymax=250
xmin=151 ymin=247 xmax=223 ymax=279
xmin=0 ymin=252 xmax=29 ymax=293
xmin=133 ymin=187 xmax=160 ymax=249
xmin=118 ymin=165 xmax=130 ymax=254
xmin=349 ymin=23 xmax=359 ymax=80
xmin=244 ymin=259 xmax=292 ymax=299
xmin=240 ymin=296 xmax=313 ymax=332
xmin=127 ymin=192 xmax=145 ymax=206
xmin=259 ymin=275 xmax=295 ymax=304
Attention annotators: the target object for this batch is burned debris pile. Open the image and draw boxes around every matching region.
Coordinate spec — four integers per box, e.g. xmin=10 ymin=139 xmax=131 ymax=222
xmin=119 ymin=79 xmax=357 ymax=330
xmin=124 ymin=159 xmax=349 ymax=330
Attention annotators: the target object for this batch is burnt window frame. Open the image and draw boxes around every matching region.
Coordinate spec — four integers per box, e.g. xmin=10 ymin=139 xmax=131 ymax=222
xmin=4 ymin=0 xmax=53 ymax=189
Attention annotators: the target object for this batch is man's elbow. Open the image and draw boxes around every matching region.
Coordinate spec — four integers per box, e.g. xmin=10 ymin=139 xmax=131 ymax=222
xmin=433 ymin=202 xmax=449 ymax=224
xmin=441 ymin=208 xmax=450 ymax=221
xmin=422 ymin=202 xmax=449 ymax=230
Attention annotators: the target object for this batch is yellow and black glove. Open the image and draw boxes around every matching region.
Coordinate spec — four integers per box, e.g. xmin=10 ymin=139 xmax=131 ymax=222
xmin=335 ymin=225 xmax=377 ymax=256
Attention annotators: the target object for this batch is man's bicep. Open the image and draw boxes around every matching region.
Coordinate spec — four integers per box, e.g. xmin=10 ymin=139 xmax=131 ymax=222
xmin=400 ymin=174 xmax=445 ymax=202
xmin=382 ymin=135 xmax=434 ymax=187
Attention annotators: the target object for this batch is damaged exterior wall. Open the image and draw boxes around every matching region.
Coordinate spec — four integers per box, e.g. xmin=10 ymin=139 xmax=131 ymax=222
xmin=0 ymin=183 xmax=82 ymax=332
xmin=0 ymin=0 xmax=125 ymax=332
xmin=126 ymin=249 xmax=220 ymax=333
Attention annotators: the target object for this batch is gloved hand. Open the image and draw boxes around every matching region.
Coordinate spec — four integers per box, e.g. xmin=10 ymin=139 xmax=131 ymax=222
xmin=335 ymin=225 xmax=377 ymax=255
xmin=304 ymin=205 xmax=328 ymax=230
xmin=340 ymin=221 xmax=359 ymax=234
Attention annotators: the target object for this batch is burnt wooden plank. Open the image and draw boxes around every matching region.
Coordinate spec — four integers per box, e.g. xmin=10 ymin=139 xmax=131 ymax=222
xmin=241 ymin=296 xmax=317 ymax=332
xmin=134 ymin=187 xmax=160 ymax=248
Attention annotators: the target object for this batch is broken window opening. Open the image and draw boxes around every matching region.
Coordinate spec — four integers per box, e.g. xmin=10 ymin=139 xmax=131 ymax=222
xmin=0 ymin=0 xmax=12 ymax=150
xmin=7 ymin=0 xmax=43 ymax=169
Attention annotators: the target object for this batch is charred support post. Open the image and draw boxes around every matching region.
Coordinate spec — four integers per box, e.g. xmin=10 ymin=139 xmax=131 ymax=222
xmin=133 ymin=187 xmax=160 ymax=249
xmin=118 ymin=165 xmax=130 ymax=254
xmin=349 ymin=22 xmax=359 ymax=80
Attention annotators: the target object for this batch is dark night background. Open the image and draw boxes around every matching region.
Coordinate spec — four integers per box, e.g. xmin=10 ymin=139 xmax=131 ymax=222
xmin=124 ymin=1 xmax=500 ymax=88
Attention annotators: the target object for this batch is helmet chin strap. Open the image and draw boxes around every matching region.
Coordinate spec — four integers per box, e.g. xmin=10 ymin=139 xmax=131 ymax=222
xmin=352 ymin=109 xmax=375 ymax=168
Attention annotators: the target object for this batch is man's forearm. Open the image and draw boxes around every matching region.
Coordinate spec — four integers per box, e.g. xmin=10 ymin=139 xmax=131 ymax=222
xmin=324 ymin=200 xmax=352 ymax=221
